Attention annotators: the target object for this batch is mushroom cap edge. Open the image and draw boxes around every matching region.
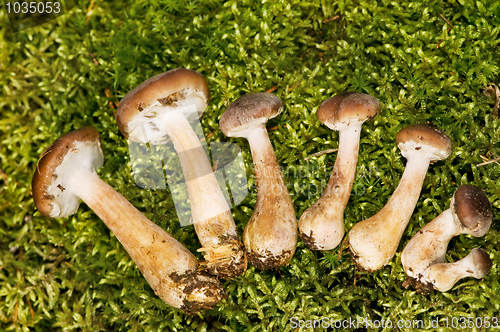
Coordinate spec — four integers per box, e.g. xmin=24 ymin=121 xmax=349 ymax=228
xmin=219 ymin=92 xmax=283 ymax=137
xmin=116 ymin=68 xmax=210 ymax=140
xmin=317 ymin=92 xmax=381 ymax=130
xmin=32 ymin=126 xmax=104 ymax=218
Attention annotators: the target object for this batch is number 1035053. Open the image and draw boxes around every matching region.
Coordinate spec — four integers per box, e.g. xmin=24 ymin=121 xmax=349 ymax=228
xmin=442 ymin=317 xmax=499 ymax=329
xmin=5 ymin=2 xmax=61 ymax=14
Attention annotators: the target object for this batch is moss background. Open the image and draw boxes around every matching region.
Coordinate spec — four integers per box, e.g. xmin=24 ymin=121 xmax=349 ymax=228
xmin=1 ymin=0 xmax=500 ymax=331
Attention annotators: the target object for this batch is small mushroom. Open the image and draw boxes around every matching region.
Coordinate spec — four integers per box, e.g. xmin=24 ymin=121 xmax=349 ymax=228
xmin=348 ymin=124 xmax=452 ymax=271
xmin=401 ymin=185 xmax=492 ymax=281
xmin=299 ymin=92 xmax=381 ymax=250
xmin=116 ymin=68 xmax=246 ymax=278
xmin=219 ymin=93 xmax=297 ymax=270
xmin=32 ymin=127 xmax=225 ymax=313
xmin=420 ymin=248 xmax=492 ymax=292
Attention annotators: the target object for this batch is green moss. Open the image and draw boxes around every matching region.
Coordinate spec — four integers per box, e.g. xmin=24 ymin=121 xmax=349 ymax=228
xmin=1 ymin=0 xmax=500 ymax=330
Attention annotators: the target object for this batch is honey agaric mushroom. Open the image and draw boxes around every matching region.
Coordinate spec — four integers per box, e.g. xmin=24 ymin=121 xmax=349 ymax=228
xmin=299 ymin=92 xmax=381 ymax=250
xmin=32 ymin=127 xmax=224 ymax=313
xmin=348 ymin=124 xmax=452 ymax=272
xmin=401 ymin=185 xmax=492 ymax=282
xmin=219 ymin=93 xmax=297 ymax=270
xmin=116 ymin=68 xmax=246 ymax=278
xmin=420 ymin=248 xmax=492 ymax=292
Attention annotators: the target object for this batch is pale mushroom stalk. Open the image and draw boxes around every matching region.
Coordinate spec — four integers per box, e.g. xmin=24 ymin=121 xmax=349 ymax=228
xmin=219 ymin=93 xmax=297 ymax=270
xmin=401 ymin=209 xmax=455 ymax=278
xmin=348 ymin=124 xmax=452 ymax=272
xmin=32 ymin=127 xmax=224 ymax=313
xmin=420 ymin=248 xmax=492 ymax=292
xmin=299 ymin=92 xmax=381 ymax=250
xmin=65 ymin=169 xmax=217 ymax=310
xmin=116 ymin=69 xmax=246 ymax=278
xmin=159 ymin=111 xmax=238 ymax=251
xmin=401 ymin=184 xmax=492 ymax=281
xmin=244 ymin=125 xmax=297 ymax=268
xmin=349 ymin=154 xmax=430 ymax=271
xmin=300 ymin=125 xmax=360 ymax=249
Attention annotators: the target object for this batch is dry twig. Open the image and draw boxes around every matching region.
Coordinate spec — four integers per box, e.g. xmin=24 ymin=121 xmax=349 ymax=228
xmin=439 ymin=14 xmax=453 ymax=32
xmin=304 ymin=148 xmax=338 ymax=160
xmin=323 ymin=15 xmax=340 ymax=23
xmin=477 ymin=155 xmax=500 ymax=167
xmin=265 ymin=86 xmax=278 ymax=93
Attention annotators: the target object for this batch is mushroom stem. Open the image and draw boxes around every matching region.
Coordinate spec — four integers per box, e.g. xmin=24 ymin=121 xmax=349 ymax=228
xmin=420 ymin=248 xmax=492 ymax=292
xmin=401 ymin=209 xmax=455 ymax=278
xmin=157 ymin=110 xmax=246 ymax=277
xmin=67 ymin=170 xmax=197 ymax=288
xmin=349 ymin=154 xmax=430 ymax=271
xmin=65 ymin=170 xmax=224 ymax=312
xmin=243 ymin=125 xmax=297 ymax=269
xmin=160 ymin=111 xmax=232 ymax=226
xmin=247 ymin=126 xmax=285 ymax=195
xmin=299 ymin=123 xmax=361 ymax=250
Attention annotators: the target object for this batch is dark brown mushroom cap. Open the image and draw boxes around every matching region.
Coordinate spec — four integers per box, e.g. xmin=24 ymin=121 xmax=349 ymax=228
xmin=116 ymin=68 xmax=210 ymax=139
xmin=32 ymin=126 xmax=104 ymax=218
xmin=219 ymin=93 xmax=283 ymax=137
xmin=452 ymin=185 xmax=492 ymax=236
xmin=316 ymin=92 xmax=381 ymax=130
xmin=396 ymin=124 xmax=452 ymax=161
xmin=470 ymin=248 xmax=493 ymax=277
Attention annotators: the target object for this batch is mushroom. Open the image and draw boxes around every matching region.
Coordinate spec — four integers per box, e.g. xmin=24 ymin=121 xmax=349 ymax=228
xmin=299 ymin=92 xmax=381 ymax=250
xmin=32 ymin=127 xmax=225 ymax=313
xmin=219 ymin=93 xmax=297 ymax=270
xmin=116 ymin=68 xmax=246 ymax=278
xmin=419 ymin=248 xmax=492 ymax=292
xmin=401 ymin=184 xmax=492 ymax=281
xmin=348 ymin=124 xmax=452 ymax=271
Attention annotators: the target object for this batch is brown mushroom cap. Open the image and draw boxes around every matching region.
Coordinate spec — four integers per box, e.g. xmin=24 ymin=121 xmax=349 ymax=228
xmin=469 ymin=248 xmax=493 ymax=277
xmin=116 ymin=68 xmax=210 ymax=141
xmin=452 ymin=185 xmax=492 ymax=236
xmin=396 ymin=124 xmax=452 ymax=161
xmin=316 ymin=92 xmax=381 ymax=130
xmin=32 ymin=126 xmax=104 ymax=218
xmin=219 ymin=93 xmax=283 ymax=137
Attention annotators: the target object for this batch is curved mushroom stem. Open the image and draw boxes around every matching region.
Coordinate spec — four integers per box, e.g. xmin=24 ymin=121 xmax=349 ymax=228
xmin=401 ymin=209 xmax=457 ymax=279
xmin=299 ymin=123 xmax=362 ymax=250
xmin=158 ymin=111 xmax=246 ymax=278
xmin=243 ymin=125 xmax=297 ymax=270
xmin=402 ymin=184 xmax=493 ymax=282
xmin=349 ymin=153 xmax=430 ymax=271
xmin=65 ymin=169 xmax=224 ymax=312
xmin=420 ymin=248 xmax=492 ymax=292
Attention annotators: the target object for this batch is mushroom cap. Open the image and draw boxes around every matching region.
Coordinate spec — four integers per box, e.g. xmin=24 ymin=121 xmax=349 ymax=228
xmin=116 ymin=68 xmax=210 ymax=143
xmin=451 ymin=184 xmax=492 ymax=237
xmin=468 ymin=248 xmax=493 ymax=278
xmin=396 ymin=124 xmax=452 ymax=161
xmin=316 ymin=92 xmax=381 ymax=131
xmin=219 ymin=93 xmax=283 ymax=137
xmin=32 ymin=126 xmax=104 ymax=218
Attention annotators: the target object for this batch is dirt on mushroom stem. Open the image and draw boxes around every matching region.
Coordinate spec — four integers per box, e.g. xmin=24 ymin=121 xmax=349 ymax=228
xmin=242 ymin=125 xmax=297 ymax=270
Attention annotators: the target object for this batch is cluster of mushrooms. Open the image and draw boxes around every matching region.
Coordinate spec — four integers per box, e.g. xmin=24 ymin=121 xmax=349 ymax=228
xmin=32 ymin=68 xmax=494 ymax=313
